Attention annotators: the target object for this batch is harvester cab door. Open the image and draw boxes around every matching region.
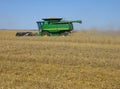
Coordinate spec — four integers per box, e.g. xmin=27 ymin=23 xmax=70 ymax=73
xmin=37 ymin=22 xmax=43 ymax=33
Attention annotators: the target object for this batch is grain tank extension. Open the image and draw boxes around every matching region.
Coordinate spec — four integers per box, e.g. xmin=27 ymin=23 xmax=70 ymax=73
xmin=37 ymin=18 xmax=82 ymax=36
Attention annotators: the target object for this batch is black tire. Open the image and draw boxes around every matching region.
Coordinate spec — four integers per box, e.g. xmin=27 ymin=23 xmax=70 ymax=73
xmin=42 ymin=31 xmax=51 ymax=36
xmin=61 ymin=32 xmax=69 ymax=36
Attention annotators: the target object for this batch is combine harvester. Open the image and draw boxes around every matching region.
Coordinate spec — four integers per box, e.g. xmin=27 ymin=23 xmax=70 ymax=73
xmin=16 ymin=18 xmax=82 ymax=36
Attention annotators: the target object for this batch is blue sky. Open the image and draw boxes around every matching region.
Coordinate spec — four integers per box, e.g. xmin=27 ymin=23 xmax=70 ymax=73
xmin=0 ymin=0 xmax=120 ymax=30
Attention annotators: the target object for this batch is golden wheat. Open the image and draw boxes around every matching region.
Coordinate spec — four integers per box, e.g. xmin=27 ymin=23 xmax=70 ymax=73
xmin=0 ymin=30 xmax=120 ymax=89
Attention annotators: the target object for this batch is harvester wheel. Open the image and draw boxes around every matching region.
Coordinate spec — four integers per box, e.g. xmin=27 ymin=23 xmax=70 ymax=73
xmin=61 ymin=32 xmax=69 ymax=36
xmin=42 ymin=31 xmax=51 ymax=36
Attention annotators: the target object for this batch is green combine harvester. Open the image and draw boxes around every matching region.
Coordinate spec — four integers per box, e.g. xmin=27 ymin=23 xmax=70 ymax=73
xmin=16 ymin=18 xmax=82 ymax=36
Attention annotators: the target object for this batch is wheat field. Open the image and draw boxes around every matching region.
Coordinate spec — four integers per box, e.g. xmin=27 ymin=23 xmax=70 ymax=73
xmin=0 ymin=30 xmax=120 ymax=89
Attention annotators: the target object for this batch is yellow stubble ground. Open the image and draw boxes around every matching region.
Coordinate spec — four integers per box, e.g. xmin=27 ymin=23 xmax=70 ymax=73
xmin=0 ymin=30 xmax=120 ymax=89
